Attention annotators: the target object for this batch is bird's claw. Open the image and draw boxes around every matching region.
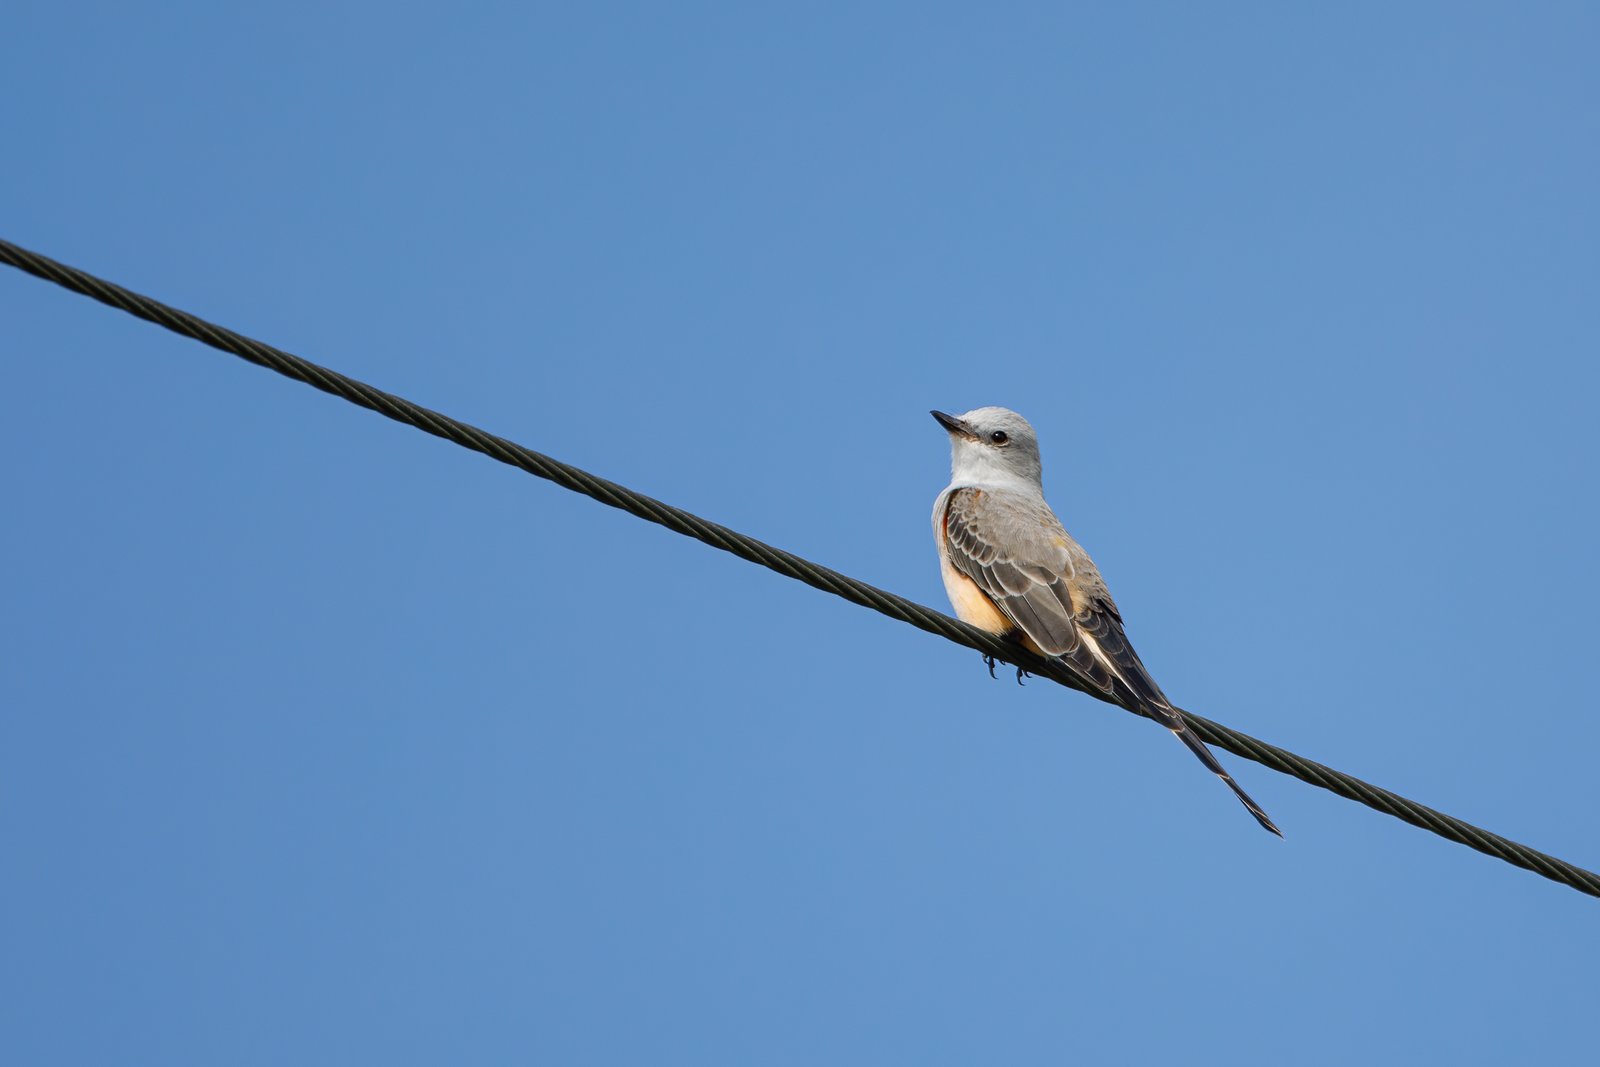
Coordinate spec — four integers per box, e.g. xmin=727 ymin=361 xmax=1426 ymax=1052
xmin=981 ymin=654 xmax=1030 ymax=685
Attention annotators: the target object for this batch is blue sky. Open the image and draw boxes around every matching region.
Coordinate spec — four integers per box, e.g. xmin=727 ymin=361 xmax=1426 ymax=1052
xmin=4 ymin=3 xmax=1598 ymax=1063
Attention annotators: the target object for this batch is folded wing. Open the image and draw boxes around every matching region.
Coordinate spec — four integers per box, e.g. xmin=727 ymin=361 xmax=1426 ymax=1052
xmin=942 ymin=486 xmax=1149 ymax=704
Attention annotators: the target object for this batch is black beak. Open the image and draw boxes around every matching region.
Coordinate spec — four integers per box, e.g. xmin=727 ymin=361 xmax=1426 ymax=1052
xmin=931 ymin=410 xmax=976 ymax=438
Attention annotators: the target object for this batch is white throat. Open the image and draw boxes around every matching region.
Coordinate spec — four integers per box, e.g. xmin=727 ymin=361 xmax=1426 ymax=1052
xmin=947 ymin=443 xmax=1043 ymax=494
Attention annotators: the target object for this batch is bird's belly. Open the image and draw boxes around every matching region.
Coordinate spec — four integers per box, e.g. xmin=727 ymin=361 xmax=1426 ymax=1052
xmin=939 ymin=556 xmax=1014 ymax=635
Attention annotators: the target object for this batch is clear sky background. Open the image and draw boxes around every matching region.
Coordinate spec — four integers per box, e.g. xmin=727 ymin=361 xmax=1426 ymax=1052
xmin=4 ymin=3 xmax=1598 ymax=1064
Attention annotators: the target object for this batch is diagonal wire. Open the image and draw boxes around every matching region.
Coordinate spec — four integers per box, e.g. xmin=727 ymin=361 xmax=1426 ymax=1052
xmin=3 ymin=235 xmax=1596 ymax=899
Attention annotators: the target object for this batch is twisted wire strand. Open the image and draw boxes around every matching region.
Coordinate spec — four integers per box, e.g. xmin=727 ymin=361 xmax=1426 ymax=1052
xmin=4 ymin=236 xmax=1594 ymax=899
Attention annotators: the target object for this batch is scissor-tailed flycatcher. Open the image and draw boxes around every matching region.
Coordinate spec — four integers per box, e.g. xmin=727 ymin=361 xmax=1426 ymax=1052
xmin=931 ymin=407 xmax=1281 ymax=836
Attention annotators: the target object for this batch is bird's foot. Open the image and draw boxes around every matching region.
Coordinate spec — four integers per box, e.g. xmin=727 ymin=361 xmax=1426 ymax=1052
xmin=983 ymin=654 xmax=999 ymax=680
xmin=1015 ymin=667 xmax=1031 ymax=686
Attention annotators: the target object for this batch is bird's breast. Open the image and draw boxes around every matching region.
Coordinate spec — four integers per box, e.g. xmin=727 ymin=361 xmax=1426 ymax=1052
xmin=933 ymin=491 xmax=1015 ymax=635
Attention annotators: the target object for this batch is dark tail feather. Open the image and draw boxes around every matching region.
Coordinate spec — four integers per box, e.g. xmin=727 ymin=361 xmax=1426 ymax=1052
xmin=1170 ymin=722 xmax=1282 ymax=837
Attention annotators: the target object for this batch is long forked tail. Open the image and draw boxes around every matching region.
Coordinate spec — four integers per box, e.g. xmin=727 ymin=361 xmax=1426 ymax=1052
xmin=1169 ymin=721 xmax=1282 ymax=837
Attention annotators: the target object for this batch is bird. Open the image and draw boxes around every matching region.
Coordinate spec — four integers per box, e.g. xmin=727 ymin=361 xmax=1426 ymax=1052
xmin=930 ymin=406 xmax=1281 ymax=836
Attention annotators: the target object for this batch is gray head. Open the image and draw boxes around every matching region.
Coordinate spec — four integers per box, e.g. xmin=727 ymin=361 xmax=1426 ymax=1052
xmin=931 ymin=407 xmax=1044 ymax=489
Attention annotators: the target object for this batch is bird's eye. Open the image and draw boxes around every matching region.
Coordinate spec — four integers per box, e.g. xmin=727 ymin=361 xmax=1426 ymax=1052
xmin=990 ymin=431 xmax=1009 ymax=444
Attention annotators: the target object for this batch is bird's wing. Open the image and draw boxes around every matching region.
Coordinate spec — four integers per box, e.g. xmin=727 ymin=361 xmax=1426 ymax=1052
xmin=942 ymin=487 xmax=1145 ymax=703
xmin=1064 ymin=577 xmax=1175 ymax=713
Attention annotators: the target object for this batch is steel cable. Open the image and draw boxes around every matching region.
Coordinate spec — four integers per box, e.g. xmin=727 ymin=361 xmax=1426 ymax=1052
xmin=4 ymin=236 xmax=1594 ymax=898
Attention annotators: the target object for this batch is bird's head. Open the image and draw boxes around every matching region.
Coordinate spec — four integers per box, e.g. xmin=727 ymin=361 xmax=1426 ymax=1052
xmin=931 ymin=407 xmax=1044 ymax=488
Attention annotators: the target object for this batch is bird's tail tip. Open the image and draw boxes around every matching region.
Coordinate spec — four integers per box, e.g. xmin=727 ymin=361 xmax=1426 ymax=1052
xmin=1170 ymin=722 xmax=1283 ymax=838
xmin=1224 ymin=773 xmax=1283 ymax=838
xmin=1249 ymin=803 xmax=1285 ymax=839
